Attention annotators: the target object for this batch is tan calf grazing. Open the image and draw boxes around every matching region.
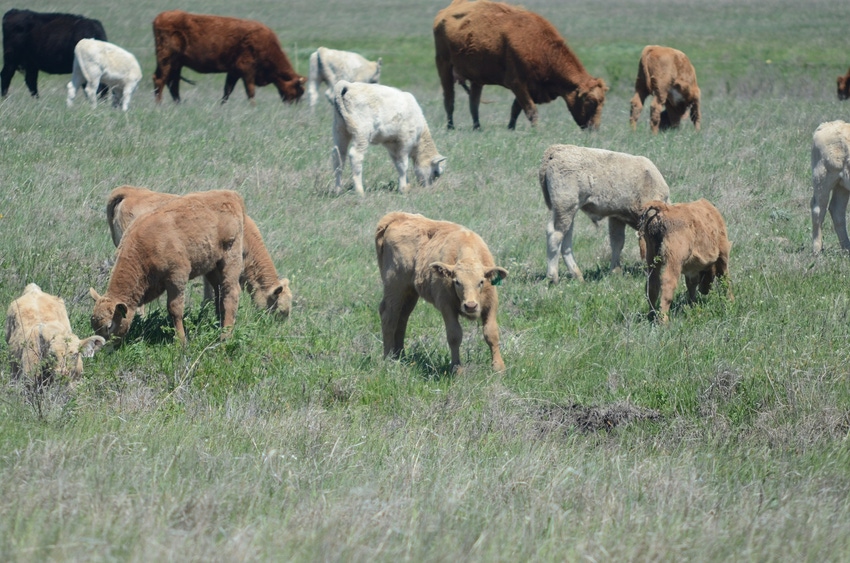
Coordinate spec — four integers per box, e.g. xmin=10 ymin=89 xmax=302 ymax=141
xmin=5 ymin=283 xmax=105 ymax=384
xmin=638 ymin=199 xmax=732 ymax=322
xmin=91 ymin=189 xmax=246 ymax=344
xmin=630 ymin=45 xmax=701 ymax=133
xmin=811 ymin=121 xmax=850 ymax=254
xmin=375 ymin=212 xmax=508 ymax=372
xmin=107 ymin=185 xmax=291 ymax=318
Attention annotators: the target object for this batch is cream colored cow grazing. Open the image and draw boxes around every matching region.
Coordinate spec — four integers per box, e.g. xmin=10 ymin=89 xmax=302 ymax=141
xmin=307 ymin=47 xmax=381 ymax=109
xmin=333 ymin=81 xmax=446 ymax=196
xmin=630 ymin=45 xmax=701 ymax=133
xmin=90 ymin=190 xmax=246 ymax=344
xmin=375 ymin=211 xmax=508 ymax=373
xmin=5 ymin=283 xmax=105 ymax=384
xmin=66 ymin=38 xmax=142 ymax=111
xmin=106 ymin=185 xmax=292 ymax=318
xmin=638 ymin=199 xmax=732 ymax=322
xmin=811 ymin=121 xmax=850 ymax=254
xmin=539 ymin=144 xmax=671 ymax=283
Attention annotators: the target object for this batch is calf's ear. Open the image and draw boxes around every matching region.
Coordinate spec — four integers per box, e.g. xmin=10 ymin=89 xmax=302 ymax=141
xmin=486 ymin=267 xmax=509 ymax=286
xmin=430 ymin=262 xmax=455 ymax=278
xmin=115 ymin=304 xmax=128 ymax=320
xmin=89 ymin=287 xmax=102 ymax=301
xmin=79 ymin=335 xmax=106 ymax=358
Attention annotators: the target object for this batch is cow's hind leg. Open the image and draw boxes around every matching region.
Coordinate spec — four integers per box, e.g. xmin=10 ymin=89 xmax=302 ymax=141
xmin=468 ymin=82 xmax=483 ymax=130
xmin=435 ymin=57 xmax=455 ymax=129
xmin=380 ymin=290 xmax=416 ymax=359
xmin=811 ymin=169 xmax=834 ymax=254
xmin=24 ymin=67 xmax=39 ymax=98
xmin=828 ymin=184 xmax=850 ymax=251
xmin=549 ymin=206 xmax=583 ymax=282
xmin=222 ymin=72 xmax=240 ymax=103
xmin=332 ymin=125 xmax=351 ymax=194
xmin=84 ymin=76 xmax=101 ymax=108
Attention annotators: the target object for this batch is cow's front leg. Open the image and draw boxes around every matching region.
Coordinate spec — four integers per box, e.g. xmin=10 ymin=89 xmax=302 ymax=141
xmin=608 ymin=217 xmax=627 ymax=274
xmin=481 ymin=307 xmax=505 ymax=372
xmin=508 ymin=88 xmax=537 ymax=128
xmin=441 ymin=310 xmax=464 ymax=372
xmin=165 ymin=282 xmax=187 ymax=344
xmin=24 ymin=67 xmax=39 ymax=98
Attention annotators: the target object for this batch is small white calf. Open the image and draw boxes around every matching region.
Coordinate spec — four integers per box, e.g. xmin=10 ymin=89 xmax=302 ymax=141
xmin=66 ymin=38 xmax=142 ymax=111
xmin=333 ymin=81 xmax=446 ymax=196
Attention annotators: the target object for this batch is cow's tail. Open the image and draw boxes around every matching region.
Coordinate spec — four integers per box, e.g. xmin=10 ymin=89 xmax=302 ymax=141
xmin=539 ymin=164 xmax=554 ymax=210
xmin=180 ymin=75 xmax=196 ymax=85
xmin=637 ymin=202 xmax=667 ymax=242
xmin=333 ymin=81 xmax=352 ymax=124
xmin=106 ymin=187 xmax=132 ymax=246
xmin=375 ymin=212 xmax=407 ymax=263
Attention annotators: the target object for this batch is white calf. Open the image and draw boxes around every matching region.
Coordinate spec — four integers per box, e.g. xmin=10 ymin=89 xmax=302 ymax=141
xmin=67 ymin=38 xmax=142 ymax=111
xmin=307 ymin=47 xmax=381 ymax=109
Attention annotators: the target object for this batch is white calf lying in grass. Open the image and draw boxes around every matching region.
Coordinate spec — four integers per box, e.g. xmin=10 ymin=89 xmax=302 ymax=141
xmin=67 ymin=38 xmax=142 ymax=111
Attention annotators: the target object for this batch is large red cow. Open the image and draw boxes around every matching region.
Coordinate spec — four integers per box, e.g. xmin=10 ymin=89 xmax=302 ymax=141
xmin=433 ymin=0 xmax=607 ymax=131
xmin=152 ymin=10 xmax=305 ymax=104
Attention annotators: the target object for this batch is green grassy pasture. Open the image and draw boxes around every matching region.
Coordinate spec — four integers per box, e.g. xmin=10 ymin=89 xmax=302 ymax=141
xmin=2 ymin=0 xmax=850 ymax=560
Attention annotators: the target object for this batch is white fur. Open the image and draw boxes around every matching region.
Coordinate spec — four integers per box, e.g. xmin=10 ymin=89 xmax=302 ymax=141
xmin=307 ymin=47 xmax=381 ymax=109
xmin=332 ymin=81 xmax=446 ymax=196
xmin=66 ymin=39 xmax=142 ymax=111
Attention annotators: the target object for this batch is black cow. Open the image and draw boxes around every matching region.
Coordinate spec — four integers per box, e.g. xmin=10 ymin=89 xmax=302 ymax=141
xmin=1 ymin=9 xmax=107 ymax=98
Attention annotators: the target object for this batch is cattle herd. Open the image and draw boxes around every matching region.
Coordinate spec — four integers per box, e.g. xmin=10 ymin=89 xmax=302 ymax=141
xmin=3 ymin=0 xmax=850 ymax=386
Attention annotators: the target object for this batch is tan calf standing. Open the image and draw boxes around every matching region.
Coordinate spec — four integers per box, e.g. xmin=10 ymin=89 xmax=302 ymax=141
xmin=90 ymin=189 xmax=246 ymax=344
xmin=375 ymin=211 xmax=508 ymax=372
xmin=638 ymin=199 xmax=732 ymax=322
xmin=630 ymin=45 xmax=701 ymax=133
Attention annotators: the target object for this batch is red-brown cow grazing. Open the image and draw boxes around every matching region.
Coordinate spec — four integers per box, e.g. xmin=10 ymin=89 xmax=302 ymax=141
xmin=638 ymin=199 xmax=732 ymax=322
xmin=106 ymin=185 xmax=291 ymax=318
xmin=152 ymin=10 xmax=305 ymax=104
xmin=837 ymin=68 xmax=850 ymax=100
xmin=90 ymin=190 xmax=245 ymax=344
xmin=433 ymin=0 xmax=607 ymax=131
xmin=376 ymin=212 xmax=508 ymax=373
xmin=630 ymin=45 xmax=701 ymax=133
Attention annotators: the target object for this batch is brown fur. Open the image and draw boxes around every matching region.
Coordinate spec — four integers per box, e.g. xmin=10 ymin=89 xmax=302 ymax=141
xmin=5 ymin=283 xmax=104 ymax=384
xmin=106 ymin=186 xmax=292 ymax=318
xmin=638 ymin=199 xmax=732 ymax=322
xmin=433 ymin=0 xmax=607 ymax=130
xmin=375 ymin=211 xmax=508 ymax=372
xmin=838 ymin=68 xmax=850 ymax=101
xmin=630 ymin=45 xmax=701 ymax=133
xmin=152 ymin=10 xmax=305 ymax=104
xmin=91 ymin=190 xmax=246 ymax=344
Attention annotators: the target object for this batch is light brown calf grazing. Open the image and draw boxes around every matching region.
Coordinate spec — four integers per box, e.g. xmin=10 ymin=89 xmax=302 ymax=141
xmin=106 ymin=185 xmax=291 ymax=318
xmin=630 ymin=45 xmax=701 ymax=133
xmin=375 ymin=212 xmax=508 ymax=372
xmin=91 ymin=189 xmax=246 ymax=344
xmin=5 ymin=283 xmax=105 ymax=384
xmin=811 ymin=121 xmax=850 ymax=254
xmin=838 ymin=68 xmax=850 ymax=101
xmin=638 ymin=199 xmax=732 ymax=322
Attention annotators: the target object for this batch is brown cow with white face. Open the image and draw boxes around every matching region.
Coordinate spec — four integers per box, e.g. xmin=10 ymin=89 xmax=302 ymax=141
xmin=433 ymin=0 xmax=607 ymax=131
xmin=630 ymin=45 xmax=701 ymax=133
xmin=152 ymin=10 xmax=305 ymax=104
xmin=375 ymin=212 xmax=508 ymax=372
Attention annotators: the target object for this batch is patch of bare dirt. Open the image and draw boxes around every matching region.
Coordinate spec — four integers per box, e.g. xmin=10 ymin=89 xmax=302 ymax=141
xmin=534 ymin=401 xmax=662 ymax=434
